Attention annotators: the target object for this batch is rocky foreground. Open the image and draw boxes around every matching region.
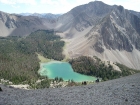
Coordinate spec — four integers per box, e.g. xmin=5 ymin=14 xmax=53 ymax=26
xmin=0 ymin=73 xmax=140 ymax=105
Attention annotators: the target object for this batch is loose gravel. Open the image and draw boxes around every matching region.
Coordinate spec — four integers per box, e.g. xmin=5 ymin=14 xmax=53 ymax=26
xmin=0 ymin=73 xmax=140 ymax=105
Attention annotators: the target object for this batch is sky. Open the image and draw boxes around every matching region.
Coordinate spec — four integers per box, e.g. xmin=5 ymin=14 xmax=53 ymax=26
xmin=0 ymin=0 xmax=140 ymax=14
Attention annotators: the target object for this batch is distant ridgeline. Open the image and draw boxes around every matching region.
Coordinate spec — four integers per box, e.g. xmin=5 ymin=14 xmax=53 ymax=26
xmin=69 ymin=56 xmax=139 ymax=81
xmin=0 ymin=30 xmax=65 ymax=84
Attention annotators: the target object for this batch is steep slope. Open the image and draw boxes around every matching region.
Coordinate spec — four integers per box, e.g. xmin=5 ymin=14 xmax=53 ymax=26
xmin=86 ymin=5 xmax=140 ymax=69
xmin=0 ymin=30 xmax=64 ymax=84
xmin=0 ymin=1 xmax=140 ymax=69
xmin=56 ymin=1 xmax=113 ymax=38
xmin=0 ymin=73 xmax=140 ymax=105
xmin=130 ymin=10 xmax=140 ymax=18
xmin=56 ymin=1 xmax=140 ymax=69
xmin=0 ymin=11 xmax=56 ymax=36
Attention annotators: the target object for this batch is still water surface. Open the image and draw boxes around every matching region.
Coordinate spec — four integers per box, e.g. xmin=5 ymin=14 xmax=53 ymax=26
xmin=39 ymin=61 xmax=96 ymax=82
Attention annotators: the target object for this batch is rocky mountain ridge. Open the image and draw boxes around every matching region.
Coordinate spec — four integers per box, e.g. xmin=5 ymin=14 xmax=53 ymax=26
xmin=19 ymin=13 xmax=61 ymax=20
xmin=0 ymin=1 xmax=140 ymax=69
xmin=55 ymin=1 xmax=140 ymax=69
xmin=0 ymin=11 xmax=56 ymax=36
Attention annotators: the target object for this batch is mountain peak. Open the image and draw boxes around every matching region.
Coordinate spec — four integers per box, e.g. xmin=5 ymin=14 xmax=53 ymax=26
xmin=89 ymin=0 xmax=105 ymax=4
xmin=0 ymin=1 xmax=140 ymax=69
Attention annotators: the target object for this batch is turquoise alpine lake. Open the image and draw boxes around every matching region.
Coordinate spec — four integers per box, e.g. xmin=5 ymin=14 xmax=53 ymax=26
xmin=39 ymin=61 xmax=97 ymax=82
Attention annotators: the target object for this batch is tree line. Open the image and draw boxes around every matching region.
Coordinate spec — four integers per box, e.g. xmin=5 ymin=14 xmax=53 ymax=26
xmin=69 ymin=56 xmax=139 ymax=81
xmin=0 ymin=30 xmax=65 ymax=86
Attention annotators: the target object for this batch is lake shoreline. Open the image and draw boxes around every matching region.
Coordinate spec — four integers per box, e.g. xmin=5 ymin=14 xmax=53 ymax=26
xmin=39 ymin=61 xmax=97 ymax=82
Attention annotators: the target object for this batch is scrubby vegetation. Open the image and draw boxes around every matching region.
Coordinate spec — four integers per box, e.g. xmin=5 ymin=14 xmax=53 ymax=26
xmin=69 ymin=56 xmax=139 ymax=81
xmin=116 ymin=63 xmax=140 ymax=75
xmin=0 ymin=30 xmax=65 ymax=86
xmin=35 ymin=77 xmax=50 ymax=89
xmin=54 ymin=77 xmax=64 ymax=82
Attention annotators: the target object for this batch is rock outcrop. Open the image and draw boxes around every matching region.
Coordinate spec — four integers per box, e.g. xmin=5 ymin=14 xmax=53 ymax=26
xmin=0 ymin=1 xmax=140 ymax=69
xmin=0 ymin=11 xmax=56 ymax=36
xmin=56 ymin=1 xmax=140 ymax=69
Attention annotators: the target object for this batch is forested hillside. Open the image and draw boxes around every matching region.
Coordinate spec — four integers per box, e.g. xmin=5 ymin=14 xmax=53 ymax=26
xmin=0 ymin=30 xmax=65 ymax=84
xmin=69 ymin=56 xmax=139 ymax=81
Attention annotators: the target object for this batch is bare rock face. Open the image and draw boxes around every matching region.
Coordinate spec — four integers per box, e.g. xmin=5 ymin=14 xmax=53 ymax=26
xmin=0 ymin=11 xmax=56 ymax=36
xmin=92 ymin=5 xmax=140 ymax=52
xmin=57 ymin=1 xmax=140 ymax=52
xmin=56 ymin=1 xmax=140 ymax=69
xmin=56 ymin=1 xmax=113 ymax=32
xmin=130 ymin=10 xmax=140 ymax=18
xmin=0 ymin=1 xmax=140 ymax=69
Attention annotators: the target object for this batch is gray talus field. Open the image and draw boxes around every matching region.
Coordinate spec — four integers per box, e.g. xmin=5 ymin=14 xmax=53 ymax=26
xmin=0 ymin=73 xmax=140 ymax=105
xmin=56 ymin=1 xmax=140 ymax=70
xmin=0 ymin=1 xmax=140 ymax=70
